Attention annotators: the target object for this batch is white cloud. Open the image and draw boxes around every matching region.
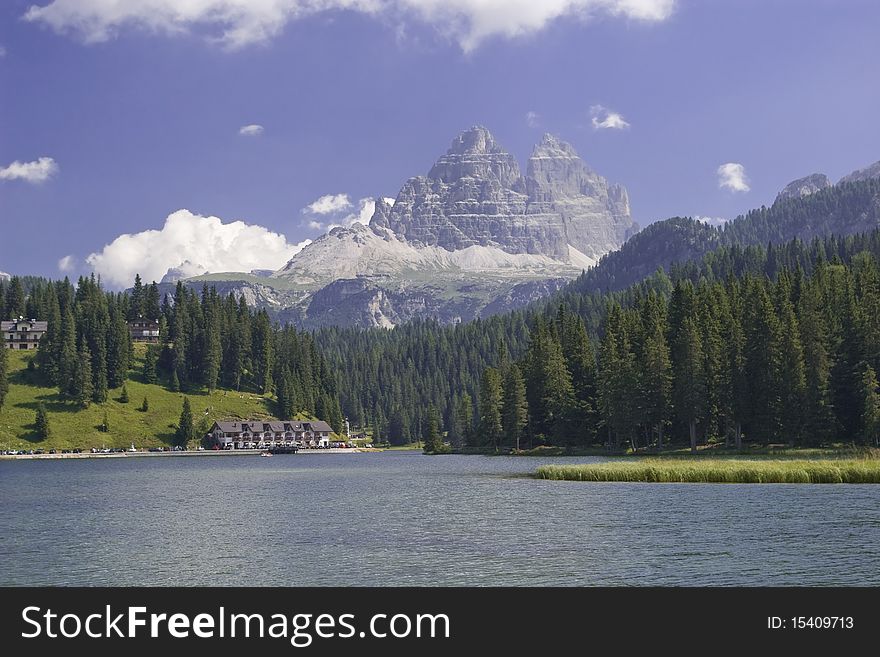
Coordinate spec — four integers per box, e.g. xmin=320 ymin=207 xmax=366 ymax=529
xmin=694 ymin=215 xmax=729 ymax=228
xmin=526 ymin=111 xmax=540 ymax=128
xmin=57 ymin=255 xmax=76 ymax=273
xmin=0 ymin=45 xmax=6 ymax=57
xmin=302 ymin=193 xmax=352 ymax=215
xmin=590 ymin=104 xmax=630 ymax=130
xmin=302 ymin=195 xmax=395 ymax=231
xmin=717 ymin=162 xmax=750 ymax=193
xmin=85 ymin=209 xmax=310 ymax=287
xmin=0 ymin=156 xmax=59 ymax=183
xmin=239 ymin=123 xmax=264 ymax=136
xmin=23 ymin=0 xmax=676 ymax=51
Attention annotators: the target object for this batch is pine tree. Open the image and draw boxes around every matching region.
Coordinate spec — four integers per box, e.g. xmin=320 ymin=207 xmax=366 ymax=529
xmin=5 ymin=277 xmax=26 ymax=318
xmin=119 ymin=384 xmax=129 ymax=403
xmin=36 ymin=285 xmax=62 ymax=384
xmin=169 ymin=369 xmax=180 ymax=392
xmin=144 ymin=282 xmax=162 ymax=321
xmin=777 ymin=295 xmax=807 ymax=444
xmin=501 ymin=364 xmax=528 ymax=450
xmin=101 ymin=409 xmax=110 ymax=433
xmin=175 ymin=397 xmax=194 ymax=447
xmin=143 ymin=345 xmax=158 ymax=384
xmin=140 ymin=396 xmax=149 ymax=412
xmin=107 ymin=306 xmax=130 ymax=388
xmin=58 ymin=306 xmax=77 ymax=396
xmin=423 ymin=405 xmax=444 ymax=453
xmin=92 ymin=341 xmax=108 ymax=404
xmin=454 ymin=393 xmax=474 ymax=447
xmin=73 ymin=343 xmax=94 ymax=408
xmin=673 ymin=317 xmax=706 ymax=453
xmin=742 ymin=278 xmax=782 ymax=443
xmin=642 ymin=316 xmax=672 ymax=449
xmin=558 ymin=307 xmax=598 ymax=444
xmin=203 ymin=320 xmax=221 ymax=392
xmin=861 ymin=365 xmax=880 ymax=447
xmin=128 ymin=274 xmax=144 ymax=320
xmin=478 ymin=367 xmax=503 ymax=449
xmin=799 ymin=281 xmax=837 ymax=445
xmin=34 ymin=403 xmax=51 ymax=440
xmin=0 ymin=343 xmax=8 ymax=411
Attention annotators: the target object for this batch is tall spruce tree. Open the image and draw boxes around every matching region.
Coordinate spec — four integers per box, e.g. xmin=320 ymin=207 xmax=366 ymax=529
xmin=673 ymin=317 xmax=706 ymax=453
xmin=742 ymin=278 xmax=782 ymax=443
xmin=34 ymin=403 xmax=51 ymax=440
xmin=642 ymin=311 xmax=672 ymax=449
xmin=73 ymin=343 xmax=94 ymax=408
xmin=478 ymin=367 xmax=503 ymax=449
xmin=501 ymin=364 xmax=528 ymax=449
xmin=861 ymin=365 xmax=880 ymax=447
xmin=175 ymin=396 xmax=194 ymax=447
xmin=423 ymin=405 xmax=444 ymax=453
xmin=0 ymin=341 xmax=8 ymax=411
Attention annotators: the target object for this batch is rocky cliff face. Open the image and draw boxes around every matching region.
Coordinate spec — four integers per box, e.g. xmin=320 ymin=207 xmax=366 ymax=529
xmin=188 ymin=126 xmax=637 ymax=328
xmin=368 ymin=127 xmax=635 ymax=260
xmin=839 ymin=160 xmax=880 ymax=184
xmin=776 ymin=173 xmax=831 ymax=202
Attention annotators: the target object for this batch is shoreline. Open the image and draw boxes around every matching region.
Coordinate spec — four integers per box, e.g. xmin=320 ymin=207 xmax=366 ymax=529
xmin=0 ymin=447 xmax=377 ymax=461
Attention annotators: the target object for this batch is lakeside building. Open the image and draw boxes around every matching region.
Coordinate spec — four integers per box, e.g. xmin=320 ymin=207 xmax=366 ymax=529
xmin=208 ymin=419 xmax=334 ymax=449
xmin=128 ymin=317 xmax=160 ymax=343
xmin=2 ymin=318 xmax=47 ymax=350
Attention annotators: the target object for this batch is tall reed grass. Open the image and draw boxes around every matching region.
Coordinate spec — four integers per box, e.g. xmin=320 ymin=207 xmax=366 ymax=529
xmin=536 ymin=459 xmax=880 ymax=484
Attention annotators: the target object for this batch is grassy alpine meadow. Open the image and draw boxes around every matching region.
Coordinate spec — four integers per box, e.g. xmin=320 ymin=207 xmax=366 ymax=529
xmin=536 ymin=457 xmax=880 ymax=484
xmin=0 ymin=345 xmax=277 ymax=451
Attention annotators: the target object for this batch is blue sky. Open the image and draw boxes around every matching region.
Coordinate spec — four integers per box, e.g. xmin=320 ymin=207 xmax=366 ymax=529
xmin=1 ymin=0 xmax=879 ymax=285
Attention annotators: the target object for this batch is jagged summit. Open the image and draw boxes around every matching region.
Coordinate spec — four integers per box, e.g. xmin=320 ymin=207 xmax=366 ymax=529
xmin=531 ymin=133 xmax=581 ymax=159
xmin=368 ymin=126 xmax=635 ymax=259
xmin=445 ymin=125 xmax=502 ymax=155
xmin=839 ymin=160 xmax=880 ymax=184
xmin=425 ymin=126 xmax=523 ymax=188
xmin=775 ymin=173 xmax=831 ymax=203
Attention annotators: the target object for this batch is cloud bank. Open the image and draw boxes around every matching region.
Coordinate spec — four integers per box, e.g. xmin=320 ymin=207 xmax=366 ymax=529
xmin=86 ymin=209 xmax=310 ymax=287
xmin=590 ymin=105 xmax=630 ymax=130
xmin=717 ymin=162 xmax=750 ymax=193
xmin=303 ymin=193 xmax=352 ymax=215
xmin=301 ymin=195 xmax=395 ymax=231
xmin=0 ymin=156 xmax=58 ymax=183
xmin=23 ymin=0 xmax=676 ymax=51
xmin=57 ymin=255 xmax=76 ymax=273
xmin=238 ymin=124 xmax=264 ymax=136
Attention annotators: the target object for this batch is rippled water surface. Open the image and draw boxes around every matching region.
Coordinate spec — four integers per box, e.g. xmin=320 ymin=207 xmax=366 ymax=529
xmin=1 ymin=451 xmax=878 ymax=586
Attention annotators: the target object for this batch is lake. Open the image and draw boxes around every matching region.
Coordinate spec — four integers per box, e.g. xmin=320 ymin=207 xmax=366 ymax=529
xmin=1 ymin=451 xmax=878 ymax=586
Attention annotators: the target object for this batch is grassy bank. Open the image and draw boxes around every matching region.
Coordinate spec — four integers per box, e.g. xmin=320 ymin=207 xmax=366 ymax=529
xmin=536 ymin=458 xmax=880 ymax=484
xmin=0 ymin=347 xmax=277 ymax=450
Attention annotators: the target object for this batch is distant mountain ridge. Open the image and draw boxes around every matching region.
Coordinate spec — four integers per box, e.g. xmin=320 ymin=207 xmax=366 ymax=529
xmin=185 ymin=126 xmax=635 ymax=328
xmin=568 ymin=171 xmax=880 ymax=297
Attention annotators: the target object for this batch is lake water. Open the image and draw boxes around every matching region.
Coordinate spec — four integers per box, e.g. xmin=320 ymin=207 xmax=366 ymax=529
xmin=1 ymin=451 xmax=878 ymax=586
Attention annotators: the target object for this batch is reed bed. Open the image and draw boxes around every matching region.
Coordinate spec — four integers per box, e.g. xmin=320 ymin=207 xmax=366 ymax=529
xmin=536 ymin=459 xmax=880 ymax=484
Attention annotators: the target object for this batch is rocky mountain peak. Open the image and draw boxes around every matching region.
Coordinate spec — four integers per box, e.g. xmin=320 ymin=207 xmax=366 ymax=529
xmin=426 ymin=125 xmax=522 ymax=187
xmin=367 ymin=126 xmax=635 ymax=260
xmin=839 ymin=160 xmax=880 ymax=185
xmin=775 ymin=173 xmax=831 ymax=203
xmin=446 ymin=125 xmax=500 ymax=155
xmin=532 ymin=133 xmax=580 ymax=159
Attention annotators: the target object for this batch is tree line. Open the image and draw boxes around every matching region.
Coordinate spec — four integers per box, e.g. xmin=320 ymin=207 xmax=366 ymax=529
xmin=318 ymin=227 xmax=880 ymax=449
xmin=0 ymin=274 xmax=344 ymax=435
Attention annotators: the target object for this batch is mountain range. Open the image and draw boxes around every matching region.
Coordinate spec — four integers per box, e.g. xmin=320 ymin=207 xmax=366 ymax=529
xmin=183 ymin=126 xmax=636 ymax=328
xmin=164 ymin=129 xmax=880 ymax=329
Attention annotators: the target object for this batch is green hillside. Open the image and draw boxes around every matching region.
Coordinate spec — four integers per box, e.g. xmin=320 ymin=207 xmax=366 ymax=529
xmin=0 ymin=344 xmax=278 ymax=451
